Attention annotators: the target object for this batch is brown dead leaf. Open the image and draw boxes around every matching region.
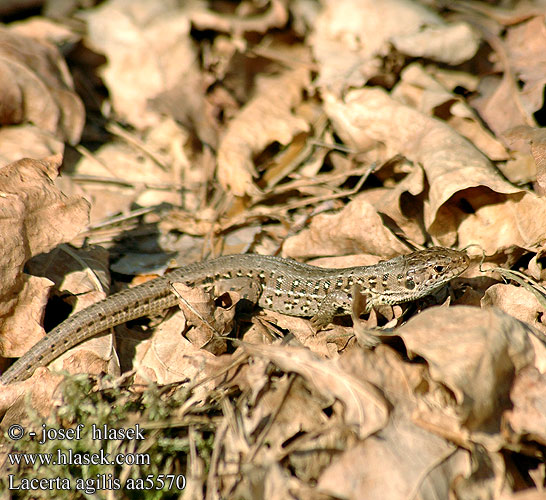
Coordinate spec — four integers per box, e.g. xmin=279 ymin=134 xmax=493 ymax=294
xmin=456 ymin=191 xmax=546 ymax=253
xmin=217 ymin=67 xmax=310 ymax=197
xmin=500 ymin=490 xmax=546 ymax=500
xmin=218 ymin=367 xmax=347 ymax=496
xmin=2 ymin=1 xmax=546 ymax=495
xmin=28 ymin=246 xmax=118 ymax=380
xmin=239 ymin=375 xmax=331 ymax=458
xmin=0 ymin=367 xmax=64 ymax=419
xmin=283 ymin=198 xmax=408 ymax=259
xmin=44 ymin=287 xmax=118 ymax=381
xmin=0 ymin=27 xmax=84 ymax=144
xmin=32 ymin=246 xmax=111 ymax=297
xmin=72 ymin=136 xmax=183 ymax=222
xmin=316 ymin=347 xmax=465 ymax=500
xmin=338 ymin=346 xmax=427 ymax=408
xmin=0 ymin=126 xmax=64 ymax=168
xmin=133 ymin=313 xmax=222 ymax=387
xmin=9 ymin=17 xmax=80 ymax=47
xmin=393 ymin=63 xmax=509 ymax=161
xmin=472 ymin=73 xmax=535 ymax=141
xmin=355 ymin=164 xmax=427 ymax=245
xmin=323 ymin=87 xmax=535 ymax=248
xmin=503 ymin=366 xmax=546 ymax=446
xmin=190 ymin=0 xmax=288 ymax=35
xmin=505 ymin=16 xmax=546 ymax=116
xmin=480 ymin=282 xmax=546 ymax=373
xmin=503 ymin=125 xmax=546 ymax=194
xmin=454 ymin=1 xmax=546 ymax=26
xmin=149 ymin=81 xmax=218 ymax=150
xmin=0 ymin=156 xmax=89 ymax=357
xmin=397 ymin=306 xmax=535 ymax=430
xmin=240 ymin=342 xmax=389 ymax=439
xmin=0 ymin=275 xmax=52 ymax=357
xmin=83 ymin=0 xmax=199 ymax=129
xmin=52 ymin=333 xmax=116 ymax=381
xmin=318 ymin=419 xmax=465 ymax=500
xmin=391 ymin=21 xmax=479 ymax=64
xmin=221 ymin=460 xmax=301 ymax=500
xmin=481 ymin=284 xmax=546 ymax=338
xmin=498 ymin=153 xmax=538 ymax=186
xmin=310 ymin=0 xmax=477 ymax=92
xmin=128 ymin=277 xmax=258 ymax=384
xmin=171 ymin=281 xmax=237 ymax=343
xmin=470 ymin=21 xmax=539 ymax=140
xmin=0 ymin=156 xmax=89 ymax=258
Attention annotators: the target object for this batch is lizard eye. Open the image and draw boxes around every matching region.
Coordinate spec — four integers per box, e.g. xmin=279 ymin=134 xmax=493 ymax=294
xmin=405 ymin=278 xmax=415 ymax=290
xmin=434 ymin=265 xmax=444 ymax=273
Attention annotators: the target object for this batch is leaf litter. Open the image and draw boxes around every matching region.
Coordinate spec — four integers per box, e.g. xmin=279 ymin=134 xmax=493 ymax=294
xmin=0 ymin=0 xmax=545 ymax=499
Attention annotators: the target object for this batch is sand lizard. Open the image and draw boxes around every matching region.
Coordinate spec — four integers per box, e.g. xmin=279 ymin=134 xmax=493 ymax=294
xmin=1 ymin=247 xmax=469 ymax=384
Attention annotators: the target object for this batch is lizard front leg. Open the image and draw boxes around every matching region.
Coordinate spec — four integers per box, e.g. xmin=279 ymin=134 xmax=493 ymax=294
xmin=310 ymin=289 xmax=354 ymax=330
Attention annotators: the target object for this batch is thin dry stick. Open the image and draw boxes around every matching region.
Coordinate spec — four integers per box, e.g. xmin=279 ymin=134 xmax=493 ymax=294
xmin=76 ymin=144 xmax=119 ymax=178
xmin=71 ymin=174 xmax=184 ymax=191
xmin=262 ymin=162 xmax=375 ymax=213
xmin=106 ymin=122 xmax=170 ymax=172
xmin=58 ymin=244 xmax=108 ymax=293
xmin=87 ymin=205 xmax=163 ymax=230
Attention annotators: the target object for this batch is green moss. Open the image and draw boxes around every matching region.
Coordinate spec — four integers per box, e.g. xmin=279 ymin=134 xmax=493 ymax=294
xmin=1 ymin=374 xmax=215 ymax=500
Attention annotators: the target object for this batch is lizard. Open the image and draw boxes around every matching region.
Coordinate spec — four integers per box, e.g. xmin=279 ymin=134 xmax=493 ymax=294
xmin=0 ymin=247 xmax=469 ymax=385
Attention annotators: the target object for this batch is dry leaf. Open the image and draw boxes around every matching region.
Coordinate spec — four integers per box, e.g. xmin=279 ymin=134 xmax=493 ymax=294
xmin=456 ymin=191 xmax=546 ymax=253
xmin=505 ymin=16 xmax=546 ymax=116
xmin=241 ymin=343 xmax=389 ymax=439
xmin=283 ymin=198 xmax=408 ymax=259
xmin=9 ymin=17 xmax=80 ymax=47
xmin=391 ymin=21 xmax=479 ymax=64
xmin=0 ymin=27 xmax=84 ymax=144
xmin=239 ymin=375 xmax=331 ymax=459
xmin=0 ymin=156 xmax=89 ymax=357
xmin=217 ymin=67 xmax=310 ymax=197
xmin=171 ymin=281 xmax=238 ymax=341
xmin=503 ymin=125 xmax=546 ymax=194
xmin=503 ymin=366 xmax=546 ymax=446
xmin=354 ymin=164 xmax=427 ymax=245
xmin=323 ymin=87 xmax=530 ymax=247
xmin=0 ymin=275 xmax=52 ymax=356
xmin=0 ymin=125 xmax=64 ymax=168
xmin=317 ymin=347 xmax=466 ymax=500
xmin=397 ymin=306 xmax=535 ymax=430
xmin=7 ymin=246 xmax=118 ymax=384
xmin=83 ymin=0 xmax=199 ymax=128
xmin=72 ymin=137 xmax=183 ymax=222
xmin=1 ymin=2 xmax=545 ymax=496
xmin=393 ymin=63 xmax=509 ymax=161
xmin=472 ymin=73 xmax=535 ymax=140
xmin=190 ymin=0 xmax=288 ymax=34
xmin=311 ymin=0 xmax=447 ymax=91
xmin=453 ymin=1 xmax=546 ymax=25
xmin=133 ymin=313 xmax=222 ymax=386
xmin=0 ymin=368 xmax=64 ymax=419
xmin=470 ymin=19 xmax=540 ymax=140
xmin=318 ymin=420 xmax=465 ymax=500
xmin=481 ymin=283 xmax=546 ymax=339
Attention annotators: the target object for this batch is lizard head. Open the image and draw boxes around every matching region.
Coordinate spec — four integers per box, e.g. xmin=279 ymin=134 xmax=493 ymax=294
xmin=401 ymin=247 xmax=469 ymax=299
xmin=353 ymin=247 xmax=469 ymax=309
